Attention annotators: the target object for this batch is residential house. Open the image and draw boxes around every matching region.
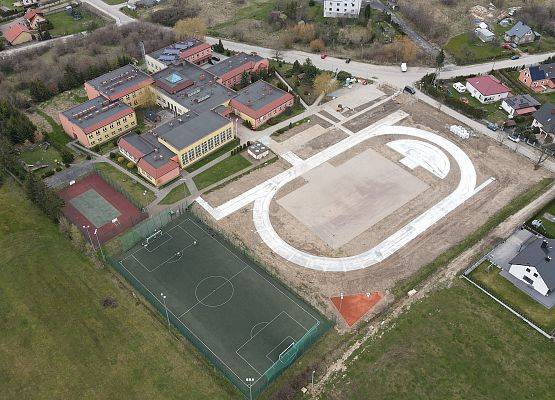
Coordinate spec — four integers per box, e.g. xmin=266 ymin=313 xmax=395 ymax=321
xmin=206 ymin=52 xmax=269 ymax=88
xmin=475 ymin=27 xmax=495 ymax=43
xmin=509 ymin=238 xmax=555 ymax=297
xmin=145 ymin=39 xmax=212 ymax=73
xmin=501 ymin=94 xmax=541 ymax=118
xmin=230 ymin=80 xmax=294 ymax=129
xmin=532 ymin=103 xmax=555 ymax=137
xmin=4 ymin=23 xmax=34 ymax=46
xmin=518 ymin=63 xmax=555 ymax=93
xmin=84 ymin=64 xmax=155 ymax=108
xmin=118 ymin=133 xmax=180 ymax=187
xmin=504 ymin=21 xmax=537 ymax=45
xmin=466 ymin=75 xmax=511 ymax=104
xmin=323 ymin=0 xmax=362 ymax=18
xmin=23 ymin=8 xmax=46 ymax=30
xmin=59 ymin=97 xmax=137 ymax=148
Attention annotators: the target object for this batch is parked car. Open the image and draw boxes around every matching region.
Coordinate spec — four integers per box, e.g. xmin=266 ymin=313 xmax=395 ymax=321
xmin=211 ymin=56 xmax=220 ymax=62
xmin=403 ymin=86 xmax=416 ymax=95
xmin=501 ymin=43 xmax=512 ymax=50
xmin=320 ymin=53 xmax=328 ymax=59
xmin=400 ymin=62 xmax=407 ymax=72
xmin=345 ymin=58 xmax=351 ymax=63
xmin=511 ymin=55 xmax=520 ymax=60
xmin=486 ymin=122 xmax=499 ymax=131
xmin=452 ymin=82 xmax=466 ymax=93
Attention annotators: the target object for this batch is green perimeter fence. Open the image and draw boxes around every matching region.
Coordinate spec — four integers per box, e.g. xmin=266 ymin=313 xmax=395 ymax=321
xmin=104 ymin=208 xmax=332 ymax=398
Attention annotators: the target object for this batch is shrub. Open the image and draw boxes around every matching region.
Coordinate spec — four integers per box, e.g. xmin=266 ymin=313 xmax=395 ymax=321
xmin=117 ymin=156 xmax=125 ymax=164
xmin=85 ymin=155 xmax=92 ymax=160
xmin=242 ymin=120 xmax=253 ymax=129
xmin=126 ymin=161 xmax=135 ymax=169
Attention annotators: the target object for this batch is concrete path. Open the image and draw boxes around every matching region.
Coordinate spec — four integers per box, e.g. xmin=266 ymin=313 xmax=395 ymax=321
xmin=197 ymin=110 xmax=495 ymax=271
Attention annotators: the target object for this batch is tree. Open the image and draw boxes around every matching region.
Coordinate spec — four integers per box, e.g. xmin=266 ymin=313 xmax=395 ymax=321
xmin=364 ymin=4 xmax=372 ymax=20
xmin=240 ymin=71 xmax=250 ymax=87
xmin=173 ymin=17 xmax=206 ymax=40
xmin=0 ymin=100 xmax=36 ymax=144
xmin=535 ymin=136 xmax=555 ymax=169
xmin=313 ymin=72 xmax=338 ymax=95
xmin=436 ymin=49 xmax=445 ymax=68
xmin=309 ymin=38 xmax=326 ymax=52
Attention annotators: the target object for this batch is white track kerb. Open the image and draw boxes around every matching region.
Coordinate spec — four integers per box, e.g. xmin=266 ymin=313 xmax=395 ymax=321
xmin=197 ymin=111 xmax=493 ymax=271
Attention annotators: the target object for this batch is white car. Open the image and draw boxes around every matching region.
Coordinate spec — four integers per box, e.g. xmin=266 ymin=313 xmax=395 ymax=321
xmin=452 ymin=82 xmax=466 ymax=93
xmin=400 ymin=62 xmax=407 ymax=72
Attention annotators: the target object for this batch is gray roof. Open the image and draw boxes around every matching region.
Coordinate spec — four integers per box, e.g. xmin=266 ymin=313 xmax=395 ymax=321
xmin=120 ymin=132 xmax=157 ymax=156
xmin=503 ymin=94 xmax=540 ymax=110
xmin=141 ymin=140 xmax=176 ymax=169
xmin=154 ymin=111 xmax=230 ymax=150
xmin=172 ymin=81 xmax=236 ymax=114
xmin=61 ymin=97 xmax=132 ymax=132
xmin=86 ymin=64 xmax=152 ymax=98
xmin=533 ymin=103 xmax=555 ymax=133
xmin=510 ymin=237 xmax=555 ymax=290
xmin=248 ymin=141 xmax=268 ymax=156
xmin=206 ymin=52 xmax=264 ymax=78
xmin=505 ymin=21 xmax=532 ymax=39
xmin=148 ymin=39 xmax=206 ymax=65
xmin=233 ymin=80 xmax=289 ymax=111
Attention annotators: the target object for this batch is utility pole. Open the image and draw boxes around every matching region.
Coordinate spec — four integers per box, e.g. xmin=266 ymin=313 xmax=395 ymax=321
xmin=161 ymin=293 xmax=170 ymax=331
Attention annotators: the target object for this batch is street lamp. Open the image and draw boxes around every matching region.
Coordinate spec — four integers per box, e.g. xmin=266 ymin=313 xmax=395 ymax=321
xmin=161 ymin=293 xmax=170 ymax=331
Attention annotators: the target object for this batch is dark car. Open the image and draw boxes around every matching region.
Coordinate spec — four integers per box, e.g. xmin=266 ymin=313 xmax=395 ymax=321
xmin=211 ymin=56 xmax=220 ymax=62
xmin=345 ymin=58 xmax=351 ymax=63
xmin=511 ymin=55 xmax=520 ymax=60
xmin=403 ymin=86 xmax=416 ymax=95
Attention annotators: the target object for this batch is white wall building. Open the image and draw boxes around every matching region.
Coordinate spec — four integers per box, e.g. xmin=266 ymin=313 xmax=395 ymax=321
xmin=324 ymin=0 xmax=362 ymax=18
xmin=466 ymin=75 xmax=511 ymax=104
xmin=509 ymin=238 xmax=555 ymax=297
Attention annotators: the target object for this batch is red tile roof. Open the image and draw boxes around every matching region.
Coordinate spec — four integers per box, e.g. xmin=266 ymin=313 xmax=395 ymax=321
xmin=467 ymin=75 xmax=511 ymax=96
xmin=24 ymin=8 xmax=44 ymax=21
xmin=4 ymin=23 xmax=32 ymax=44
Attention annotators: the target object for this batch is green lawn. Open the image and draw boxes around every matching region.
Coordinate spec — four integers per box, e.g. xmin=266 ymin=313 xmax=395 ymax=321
xmin=48 ymin=9 xmax=105 ymax=37
xmin=323 ymin=279 xmax=555 ymax=399
xmin=256 ymin=102 xmax=306 ymax=131
xmin=102 ymin=0 xmax=127 ymax=4
xmin=184 ymin=138 xmax=239 ymax=173
xmin=470 ymin=261 xmax=555 ymax=332
xmin=0 ymin=181 xmax=238 ymax=399
xmin=20 ymin=146 xmax=63 ymax=173
xmin=447 ymin=87 xmax=506 ymax=124
xmin=526 ymin=198 xmax=555 ymax=239
xmin=192 ymin=154 xmax=252 ymax=190
xmin=159 ymin=183 xmax=190 ymax=205
xmin=393 ymin=178 xmax=554 ymax=298
xmin=95 ymin=162 xmax=156 ymax=208
xmin=445 ymin=33 xmax=512 ymax=65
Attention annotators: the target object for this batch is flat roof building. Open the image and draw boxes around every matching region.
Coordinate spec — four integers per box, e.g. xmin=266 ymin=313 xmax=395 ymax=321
xmin=146 ymin=39 xmax=212 ymax=73
xmin=85 ymin=64 xmax=155 ymax=108
xmin=230 ymin=80 xmax=294 ymax=128
xmin=207 ymin=52 xmax=269 ymax=88
xmin=60 ymin=97 xmax=136 ymax=148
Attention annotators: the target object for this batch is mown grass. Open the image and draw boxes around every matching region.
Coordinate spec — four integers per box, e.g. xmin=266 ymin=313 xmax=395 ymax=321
xmin=470 ymin=261 xmax=555 ymax=332
xmin=95 ymin=162 xmax=156 ymax=208
xmin=193 ymin=153 xmax=252 ymax=190
xmin=525 ymin=198 xmax=555 ymax=239
xmin=36 ymin=110 xmax=71 ymax=147
xmin=444 ymin=33 xmax=510 ymax=65
xmin=393 ymin=177 xmax=554 ymax=298
xmin=323 ymin=279 xmax=555 ymax=399
xmin=48 ymin=9 xmax=105 ymax=37
xmin=0 ymin=181 xmax=239 ymax=399
xmin=159 ymin=183 xmax=190 ymax=205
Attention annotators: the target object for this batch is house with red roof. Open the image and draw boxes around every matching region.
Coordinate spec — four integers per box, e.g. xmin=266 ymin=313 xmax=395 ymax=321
xmin=4 ymin=22 xmax=34 ymax=46
xmin=23 ymin=8 xmax=46 ymax=30
xmin=466 ymin=75 xmax=511 ymax=104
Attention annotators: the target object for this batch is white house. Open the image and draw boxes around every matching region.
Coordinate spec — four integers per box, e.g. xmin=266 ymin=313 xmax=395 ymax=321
xmin=475 ymin=27 xmax=495 ymax=43
xmin=324 ymin=0 xmax=362 ymax=18
xmin=509 ymin=238 xmax=555 ymax=297
xmin=466 ymin=75 xmax=511 ymax=104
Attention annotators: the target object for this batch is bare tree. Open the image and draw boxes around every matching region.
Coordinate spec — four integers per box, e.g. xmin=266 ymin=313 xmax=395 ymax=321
xmin=534 ymin=137 xmax=555 ymax=170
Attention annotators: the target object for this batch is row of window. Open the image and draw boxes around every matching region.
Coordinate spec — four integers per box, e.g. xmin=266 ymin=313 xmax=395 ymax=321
xmin=256 ymin=100 xmax=293 ymax=123
xmin=181 ymin=127 xmax=233 ymax=165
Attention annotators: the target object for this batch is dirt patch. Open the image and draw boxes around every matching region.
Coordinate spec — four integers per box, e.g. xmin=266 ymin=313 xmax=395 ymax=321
xmin=343 ymin=99 xmax=401 ymax=132
xmin=296 ymin=128 xmax=349 ymax=160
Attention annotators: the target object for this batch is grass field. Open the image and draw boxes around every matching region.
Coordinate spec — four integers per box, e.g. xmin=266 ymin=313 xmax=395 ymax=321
xmin=159 ymin=183 xmax=190 ymax=205
xmin=444 ymin=33 xmax=510 ymax=65
xmin=323 ymin=279 xmax=555 ymax=399
xmin=184 ymin=138 xmax=239 ymax=173
xmin=48 ymin=9 xmax=104 ymax=37
xmin=36 ymin=110 xmax=72 ymax=148
xmin=393 ymin=178 xmax=554 ymax=298
xmin=193 ymin=153 xmax=252 ymax=190
xmin=0 ymin=181 xmax=238 ymax=399
xmin=95 ymin=162 xmax=156 ymax=208
xmin=101 ymin=0 xmax=127 ymax=4
xmin=20 ymin=146 xmax=63 ymax=173
xmin=470 ymin=261 xmax=555 ymax=332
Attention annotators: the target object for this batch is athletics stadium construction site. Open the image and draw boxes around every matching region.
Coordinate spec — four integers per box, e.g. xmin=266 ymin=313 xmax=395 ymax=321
xmin=194 ymin=92 xmax=550 ymax=328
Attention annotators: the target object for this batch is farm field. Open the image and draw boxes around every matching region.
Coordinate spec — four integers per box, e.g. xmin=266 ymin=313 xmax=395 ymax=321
xmin=0 ymin=181 xmax=238 ymax=399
